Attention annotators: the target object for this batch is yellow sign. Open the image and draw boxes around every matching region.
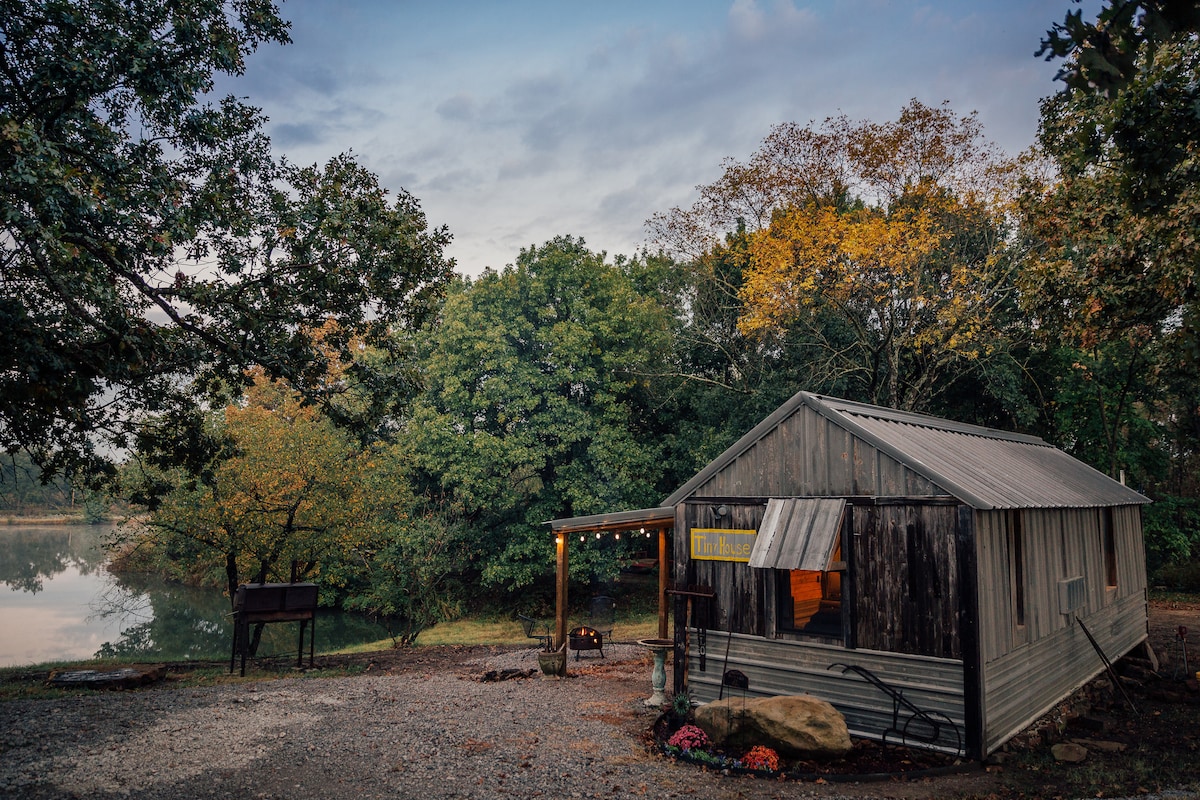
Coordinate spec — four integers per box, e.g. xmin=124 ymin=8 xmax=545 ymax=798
xmin=690 ymin=528 xmax=757 ymax=562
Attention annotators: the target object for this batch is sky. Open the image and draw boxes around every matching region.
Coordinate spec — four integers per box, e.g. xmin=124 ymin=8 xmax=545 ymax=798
xmin=215 ymin=0 xmax=1099 ymax=277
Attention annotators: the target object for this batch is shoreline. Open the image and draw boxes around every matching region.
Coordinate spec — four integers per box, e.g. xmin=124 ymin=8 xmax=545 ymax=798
xmin=1 ymin=515 xmax=110 ymax=526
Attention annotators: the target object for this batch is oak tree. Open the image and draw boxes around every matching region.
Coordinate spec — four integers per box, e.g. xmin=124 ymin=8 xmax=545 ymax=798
xmin=672 ymin=101 xmax=1028 ymax=411
xmin=405 ymin=237 xmax=671 ymax=593
xmin=1 ymin=0 xmax=453 ymax=485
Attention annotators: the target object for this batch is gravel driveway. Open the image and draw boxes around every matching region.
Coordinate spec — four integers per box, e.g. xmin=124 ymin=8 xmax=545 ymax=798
xmin=0 ymin=645 xmax=877 ymax=800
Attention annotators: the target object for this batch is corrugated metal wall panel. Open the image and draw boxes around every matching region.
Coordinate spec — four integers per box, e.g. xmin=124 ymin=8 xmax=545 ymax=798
xmin=981 ymin=593 xmax=1147 ymax=752
xmin=750 ymin=498 xmax=846 ymax=570
xmin=975 ymin=505 xmax=1148 ymax=666
xmin=688 ymin=631 xmax=966 ymax=754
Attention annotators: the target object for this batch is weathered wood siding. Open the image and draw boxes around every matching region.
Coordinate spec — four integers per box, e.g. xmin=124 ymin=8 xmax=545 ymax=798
xmin=676 ymin=499 xmax=962 ymax=660
xmin=688 ymin=631 xmax=966 ymax=754
xmin=674 ymin=500 xmax=769 ymax=636
xmin=684 ymin=405 xmax=943 ymax=498
xmin=974 ymin=504 xmax=1148 ymax=752
xmin=852 ymin=503 xmax=961 ymax=659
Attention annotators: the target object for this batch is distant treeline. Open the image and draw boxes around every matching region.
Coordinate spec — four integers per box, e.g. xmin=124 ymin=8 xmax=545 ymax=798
xmin=1 ymin=453 xmax=103 ymax=520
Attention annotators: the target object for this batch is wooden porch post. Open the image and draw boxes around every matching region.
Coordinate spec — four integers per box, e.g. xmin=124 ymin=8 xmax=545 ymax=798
xmin=658 ymin=527 xmax=669 ymax=639
xmin=555 ymin=532 xmax=569 ymax=654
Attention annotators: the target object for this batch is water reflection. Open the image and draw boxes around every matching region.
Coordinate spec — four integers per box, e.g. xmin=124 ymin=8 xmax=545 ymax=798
xmin=0 ymin=524 xmax=392 ymax=667
xmin=0 ymin=524 xmax=108 ymax=594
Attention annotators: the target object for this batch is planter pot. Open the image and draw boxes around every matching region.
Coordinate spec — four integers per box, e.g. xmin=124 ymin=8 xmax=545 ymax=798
xmin=538 ymin=645 xmax=567 ymax=678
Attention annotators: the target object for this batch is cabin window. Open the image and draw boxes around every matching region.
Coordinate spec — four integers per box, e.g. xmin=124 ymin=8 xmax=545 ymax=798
xmin=778 ymin=538 xmax=844 ymax=636
xmin=1009 ymin=511 xmax=1026 ymax=628
xmin=749 ymin=497 xmax=848 ymax=640
xmin=1102 ymin=508 xmax=1118 ymax=589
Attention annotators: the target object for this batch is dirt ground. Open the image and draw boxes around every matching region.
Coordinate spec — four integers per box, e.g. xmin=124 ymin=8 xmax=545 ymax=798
xmin=5 ymin=600 xmax=1199 ymax=799
xmin=320 ymin=600 xmax=1200 ymax=799
xmin=212 ymin=600 xmax=1200 ymax=799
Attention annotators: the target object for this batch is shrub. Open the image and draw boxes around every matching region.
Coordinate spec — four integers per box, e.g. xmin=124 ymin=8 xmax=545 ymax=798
xmin=667 ymin=724 xmax=710 ymax=751
xmin=741 ymin=745 xmax=780 ymax=771
xmin=1154 ymin=560 xmax=1200 ymax=593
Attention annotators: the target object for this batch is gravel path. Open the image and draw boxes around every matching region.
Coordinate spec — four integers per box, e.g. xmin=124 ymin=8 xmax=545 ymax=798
xmin=10 ymin=644 xmax=1195 ymax=800
xmin=0 ymin=645 xmax=862 ymax=800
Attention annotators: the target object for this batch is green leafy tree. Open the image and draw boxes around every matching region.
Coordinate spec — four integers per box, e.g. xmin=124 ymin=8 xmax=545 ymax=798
xmin=405 ymin=237 xmax=672 ymax=594
xmin=1030 ymin=1 xmax=1200 ymax=570
xmin=1 ymin=0 xmax=453 ymax=486
xmin=643 ymin=227 xmax=860 ymax=485
xmin=343 ymin=509 xmax=470 ymax=646
xmin=1031 ymin=0 xmax=1200 ymax=344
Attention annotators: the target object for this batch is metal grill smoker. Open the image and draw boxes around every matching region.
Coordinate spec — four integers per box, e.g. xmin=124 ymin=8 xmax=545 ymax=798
xmin=229 ymin=582 xmax=318 ymax=676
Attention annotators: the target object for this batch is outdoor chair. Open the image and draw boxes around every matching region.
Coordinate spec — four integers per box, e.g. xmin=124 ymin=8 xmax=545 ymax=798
xmin=518 ymin=613 xmax=553 ymax=651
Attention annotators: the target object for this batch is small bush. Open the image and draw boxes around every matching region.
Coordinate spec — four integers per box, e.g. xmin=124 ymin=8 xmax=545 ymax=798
xmin=1154 ymin=560 xmax=1200 ymax=592
xmin=667 ymin=724 xmax=710 ymax=751
xmin=741 ymin=745 xmax=780 ymax=772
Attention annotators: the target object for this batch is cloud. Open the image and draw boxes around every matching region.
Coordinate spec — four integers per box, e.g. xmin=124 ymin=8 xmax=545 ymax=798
xmin=437 ymin=94 xmax=477 ymax=122
xmin=728 ymin=0 xmax=816 ymax=43
xmin=204 ymin=1 xmax=1088 ymax=276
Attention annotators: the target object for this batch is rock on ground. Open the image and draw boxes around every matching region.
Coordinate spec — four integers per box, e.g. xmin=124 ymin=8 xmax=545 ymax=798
xmin=693 ymin=694 xmax=852 ymax=759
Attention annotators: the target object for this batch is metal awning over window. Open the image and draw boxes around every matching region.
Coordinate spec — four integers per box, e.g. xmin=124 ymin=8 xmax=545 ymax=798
xmin=749 ymin=498 xmax=846 ymax=570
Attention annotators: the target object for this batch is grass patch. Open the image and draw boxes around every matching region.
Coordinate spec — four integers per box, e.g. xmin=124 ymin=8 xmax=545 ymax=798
xmin=315 ymin=608 xmax=662 ymax=654
xmin=1148 ymin=587 xmax=1200 ymax=605
xmin=410 ymin=610 xmax=660 ymax=647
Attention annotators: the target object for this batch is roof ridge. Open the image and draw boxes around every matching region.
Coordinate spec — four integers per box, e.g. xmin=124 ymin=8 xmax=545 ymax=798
xmin=805 ymin=393 xmax=1049 ymax=446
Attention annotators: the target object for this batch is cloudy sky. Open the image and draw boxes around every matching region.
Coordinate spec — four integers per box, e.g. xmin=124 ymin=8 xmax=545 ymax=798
xmin=216 ymin=0 xmax=1098 ymax=276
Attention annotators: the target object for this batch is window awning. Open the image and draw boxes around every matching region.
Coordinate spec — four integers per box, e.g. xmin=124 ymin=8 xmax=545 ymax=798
xmin=749 ymin=498 xmax=846 ymax=570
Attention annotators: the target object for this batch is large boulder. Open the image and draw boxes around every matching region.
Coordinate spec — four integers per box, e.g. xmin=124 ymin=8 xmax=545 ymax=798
xmin=693 ymin=694 xmax=852 ymax=759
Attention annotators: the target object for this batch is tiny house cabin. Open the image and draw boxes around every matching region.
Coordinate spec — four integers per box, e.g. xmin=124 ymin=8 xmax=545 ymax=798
xmin=550 ymin=391 xmax=1149 ymax=759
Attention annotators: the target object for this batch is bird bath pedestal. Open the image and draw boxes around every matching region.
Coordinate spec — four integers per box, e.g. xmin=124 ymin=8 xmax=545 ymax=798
xmin=637 ymin=638 xmax=673 ymax=707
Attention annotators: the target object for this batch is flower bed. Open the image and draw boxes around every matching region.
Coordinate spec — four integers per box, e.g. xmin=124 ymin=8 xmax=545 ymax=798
xmin=652 ymin=713 xmax=966 ymax=781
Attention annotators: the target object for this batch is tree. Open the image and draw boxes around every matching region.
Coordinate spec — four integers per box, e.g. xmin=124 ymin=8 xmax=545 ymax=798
xmin=1028 ymin=2 xmax=1200 ymax=572
xmin=1 ymin=0 xmax=453 ymax=485
xmin=342 ymin=509 xmax=471 ymax=646
xmin=1026 ymin=0 xmax=1200 ymax=480
xmin=644 ymin=226 xmax=861 ymax=483
xmin=124 ymin=368 xmax=380 ymax=607
xmin=1031 ymin=0 xmax=1200 ymax=343
xmin=686 ymin=102 xmax=1029 ymax=411
xmin=405 ymin=237 xmax=672 ymax=594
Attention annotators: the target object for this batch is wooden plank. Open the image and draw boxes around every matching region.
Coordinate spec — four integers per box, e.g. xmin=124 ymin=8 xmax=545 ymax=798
xmin=555 ymin=532 xmax=568 ymax=652
xmin=957 ymin=506 xmax=984 ymax=759
xmin=658 ymin=527 xmax=669 ymax=639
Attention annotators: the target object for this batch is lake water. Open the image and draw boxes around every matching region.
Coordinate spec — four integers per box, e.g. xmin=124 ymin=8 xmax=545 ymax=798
xmin=0 ymin=524 xmax=393 ymax=668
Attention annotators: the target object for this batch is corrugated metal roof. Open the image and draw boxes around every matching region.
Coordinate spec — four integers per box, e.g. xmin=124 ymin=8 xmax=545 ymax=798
xmin=805 ymin=394 xmax=1148 ymax=510
xmin=546 ymin=506 xmax=675 ymax=533
xmin=749 ymin=498 xmax=846 ymax=570
xmin=664 ymin=391 xmax=1148 ymax=511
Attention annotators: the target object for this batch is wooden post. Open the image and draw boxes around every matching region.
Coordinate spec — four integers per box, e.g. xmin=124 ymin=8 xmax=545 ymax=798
xmin=555 ymin=532 xmax=569 ymax=656
xmin=658 ymin=527 xmax=669 ymax=639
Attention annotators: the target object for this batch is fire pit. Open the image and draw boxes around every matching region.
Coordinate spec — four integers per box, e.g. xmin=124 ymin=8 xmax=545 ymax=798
xmin=568 ymin=626 xmax=604 ymax=659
